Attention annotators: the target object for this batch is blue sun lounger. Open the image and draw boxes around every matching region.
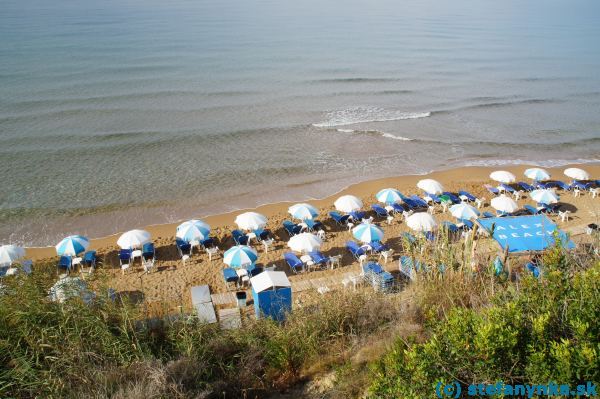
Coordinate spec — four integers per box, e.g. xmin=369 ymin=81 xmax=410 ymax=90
xmin=425 ymin=193 xmax=442 ymax=203
xmin=223 ymin=267 xmax=238 ymax=284
xmin=309 ymin=250 xmax=330 ymax=266
xmin=458 ymin=190 xmax=477 ymax=202
xmin=282 ymin=221 xmax=302 ymax=236
xmin=329 ymin=211 xmax=350 ymax=226
xmin=58 ymin=255 xmax=72 ymax=273
xmin=524 ymin=205 xmax=539 ymax=215
xmin=371 ymin=204 xmax=389 ymax=218
xmin=142 ymin=243 xmax=155 ymax=261
xmin=247 ymin=264 xmax=263 ymax=277
xmin=499 ymin=183 xmax=515 ymax=193
xmin=555 ymin=181 xmax=572 ymax=191
xmin=232 ymin=229 xmax=250 ymax=245
xmin=83 ymin=250 xmax=97 ymax=269
xmin=349 ymin=210 xmax=367 ymax=221
xmin=484 ymin=184 xmax=500 ymax=195
xmin=518 ymin=182 xmax=536 ymax=192
xmin=572 ymin=181 xmax=593 ymax=190
xmin=346 ymin=240 xmax=366 ymax=260
xmin=441 ymin=221 xmax=459 ymax=233
xmin=175 ymin=238 xmax=191 ymax=258
xmin=392 ymin=203 xmax=406 ymax=213
xmin=284 ymin=252 xmax=304 ymax=273
xmin=370 ymin=241 xmax=388 ymax=253
xmin=481 ymin=211 xmax=495 ymax=218
xmin=457 ymin=219 xmax=474 ymax=230
xmin=442 ymin=192 xmax=461 ymax=204
xmin=410 ymin=195 xmax=429 ymax=208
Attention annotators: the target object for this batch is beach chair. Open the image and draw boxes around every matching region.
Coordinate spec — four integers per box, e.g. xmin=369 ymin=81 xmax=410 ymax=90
xmin=282 ymin=221 xmax=302 ymax=236
xmin=349 ymin=210 xmax=366 ymax=221
xmin=524 ymin=205 xmax=539 ymax=215
xmin=329 ymin=211 xmax=350 ymax=226
xmin=308 ymin=250 xmax=330 ymax=268
xmin=541 ymin=203 xmax=559 ymax=214
xmin=346 ymin=240 xmax=366 ymax=261
xmin=481 ymin=211 xmax=495 ymax=218
xmin=458 ymin=190 xmax=477 ymax=202
xmin=499 ymin=183 xmax=515 ymax=193
xmin=370 ymin=241 xmax=388 ymax=253
xmin=518 ymin=182 xmax=536 ymax=192
xmin=82 ymin=250 xmax=96 ymax=273
xmin=391 ymin=203 xmax=405 ymax=214
xmin=456 ymin=219 xmax=474 ymax=230
xmin=399 ymin=256 xmax=418 ymax=280
xmin=142 ymin=243 xmax=155 ymax=261
xmin=118 ymin=249 xmax=132 ymax=274
xmin=557 ymin=181 xmax=573 ymax=191
xmin=58 ymin=255 xmax=72 ymax=274
xmin=425 ymin=193 xmax=442 ymax=204
xmin=175 ymin=238 xmax=191 ymax=265
xmin=441 ymin=221 xmax=459 ymax=233
xmin=232 ymin=229 xmax=250 ymax=245
xmin=362 ymin=262 xmax=394 ymax=292
xmin=222 ymin=267 xmax=238 ymax=288
xmin=442 ymin=192 xmax=461 ymax=204
xmin=200 ymin=237 xmax=216 ymax=249
xmin=284 ymin=252 xmax=304 ymax=274
xmin=371 ymin=204 xmax=389 ymax=218
xmin=525 ymin=262 xmax=541 ymax=279
xmin=247 ymin=264 xmax=263 ymax=277
xmin=484 ymin=184 xmax=500 ymax=195
xmin=496 ymin=210 xmax=510 ymax=217
xmin=410 ymin=195 xmax=429 ymax=208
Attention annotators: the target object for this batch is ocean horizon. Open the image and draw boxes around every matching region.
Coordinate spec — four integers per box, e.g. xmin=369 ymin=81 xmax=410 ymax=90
xmin=2 ymin=0 xmax=600 ymax=245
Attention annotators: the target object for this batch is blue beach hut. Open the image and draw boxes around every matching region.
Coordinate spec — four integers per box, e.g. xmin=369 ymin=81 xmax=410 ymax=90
xmin=250 ymin=271 xmax=292 ymax=321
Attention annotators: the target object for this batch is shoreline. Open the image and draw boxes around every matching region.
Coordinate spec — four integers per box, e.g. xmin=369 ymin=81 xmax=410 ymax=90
xmin=25 ymin=162 xmax=600 ymax=261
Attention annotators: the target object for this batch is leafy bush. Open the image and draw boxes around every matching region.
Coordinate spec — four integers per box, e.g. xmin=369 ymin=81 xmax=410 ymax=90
xmin=368 ymin=248 xmax=600 ymax=398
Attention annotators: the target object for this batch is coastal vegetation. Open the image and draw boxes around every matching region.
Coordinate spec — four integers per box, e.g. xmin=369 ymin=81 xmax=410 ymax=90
xmin=1 ymin=240 xmax=598 ymax=398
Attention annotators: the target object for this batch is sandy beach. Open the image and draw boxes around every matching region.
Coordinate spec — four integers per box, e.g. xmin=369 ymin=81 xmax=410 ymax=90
xmin=26 ymin=163 xmax=600 ymax=310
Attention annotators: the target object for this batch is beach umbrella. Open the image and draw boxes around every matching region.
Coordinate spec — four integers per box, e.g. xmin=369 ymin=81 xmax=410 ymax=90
xmin=55 ymin=235 xmax=89 ymax=256
xmin=235 ymin=212 xmax=267 ymax=231
xmin=0 ymin=245 xmax=25 ymax=266
xmin=530 ymin=189 xmax=559 ymax=205
xmin=176 ymin=219 xmax=210 ymax=242
xmin=491 ymin=195 xmax=519 ymax=213
xmin=490 ymin=170 xmax=516 ymax=184
xmin=288 ymin=203 xmax=318 ymax=221
xmin=564 ymin=167 xmax=590 ymax=181
xmin=417 ymin=179 xmax=444 ymax=195
xmin=524 ymin=168 xmax=550 ymax=181
xmin=287 ymin=233 xmax=322 ymax=253
xmin=334 ymin=195 xmax=363 ymax=213
xmin=352 ymin=222 xmax=384 ymax=243
xmin=449 ymin=203 xmax=480 ymax=220
xmin=117 ymin=229 xmax=151 ymax=249
xmin=406 ymin=212 xmax=437 ymax=232
xmin=376 ymin=188 xmax=403 ymax=204
xmin=223 ymin=245 xmax=258 ymax=268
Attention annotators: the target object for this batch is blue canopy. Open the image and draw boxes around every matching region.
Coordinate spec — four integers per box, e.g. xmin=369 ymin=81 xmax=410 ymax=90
xmin=477 ymin=215 xmax=574 ymax=253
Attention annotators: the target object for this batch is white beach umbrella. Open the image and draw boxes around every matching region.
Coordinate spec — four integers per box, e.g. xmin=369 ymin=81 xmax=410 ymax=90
xmin=0 ymin=245 xmax=25 ymax=267
xmin=223 ymin=245 xmax=258 ymax=268
xmin=530 ymin=189 xmax=560 ymax=205
xmin=490 ymin=170 xmax=516 ymax=184
xmin=176 ymin=219 xmax=210 ymax=242
xmin=352 ymin=222 xmax=384 ymax=243
xmin=376 ymin=188 xmax=403 ymax=204
xmin=449 ymin=203 xmax=480 ymax=220
xmin=287 ymin=233 xmax=322 ymax=253
xmin=334 ymin=195 xmax=363 ymax=213
xmin=288 ymin=203 xmax=319 ymax=221
xmin=524 ymin=168 xmax=550 ymax=181
xmin=417 ymin=179 xmax=444 ymax=195
xmin=406 ymin=212 xmax=437 ymax=232
xmin=235 ymin=212 xmax=267 ymax=231
xmin=564 ymin=167 xmax=590 ymax=181
xmin=117 ymin=229 xmax=151 ymax=249
xmin=491 ymin=195 xmax=519 ymax=213
xmin=55 ymin=235 xmax=89 ymax=256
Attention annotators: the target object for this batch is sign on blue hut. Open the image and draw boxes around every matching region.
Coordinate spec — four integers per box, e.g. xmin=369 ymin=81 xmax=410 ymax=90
xmin=250 ymin=271 xmax=292 ymax=321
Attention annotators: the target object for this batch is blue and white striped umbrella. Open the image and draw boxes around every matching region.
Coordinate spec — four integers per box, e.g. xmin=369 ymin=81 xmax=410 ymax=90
xmin=55 ymin=235 xmax=89 ymax=256
xmin=223 ymin=245 xmax=258 ymax=268
xmin=176 ymin=219 xmax=210 ymax=242
xmin=288 ymin=203 xmax=318 ymax=221
xmin=449 ymin=203 xmax=480 ymax=220
xmin=376 ymin=188 xmax=403 ymax=204
xmin=524 ymin=168 xmax=550 ymax=181
xmin=352 ymin=222 xmax=384 ymax=243
xmin=0 ymin=245 xmax=25 ymax=266
xmin=530 ymin=189 xmax=559 ymax=205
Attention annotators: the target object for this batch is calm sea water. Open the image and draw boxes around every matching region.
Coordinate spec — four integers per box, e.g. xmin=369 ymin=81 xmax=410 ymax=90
xmin=1 ymin=0 xmax=599 ymax=245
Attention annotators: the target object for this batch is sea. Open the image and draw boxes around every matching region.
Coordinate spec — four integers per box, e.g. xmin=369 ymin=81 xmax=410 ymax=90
xmin=1 ymin=0 xmax=599 ymax=245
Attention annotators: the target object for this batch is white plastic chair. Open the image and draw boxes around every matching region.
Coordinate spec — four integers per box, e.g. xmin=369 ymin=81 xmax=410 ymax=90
xmin=143 ymin=258 xmax=155 ymax=273
xmin=262 ymin=239 xmax=274 ymax=253
xmin=121 ymin=263 xmax=130 ymax=275
xmin=558 ymin=210 xmax=571 ymax=222
xmin=475 ymin=197 xmax=485 ymax=209
xmin=591 ymin=188 xmax=599 ymax=198
xmin=573 ymin=188 xmax=581 ymax=197
xmin=316 ymin=229 xmax=326 ymax=240
xmin=206 ymin=246 xmax=219 ymax=261
xmin=513 ymin=190 xmax=524 ymax=200
xmin=379 ymin=249 xmax=394 ymax=264
xmin=386 ymin=215 xmax=394 ymax=225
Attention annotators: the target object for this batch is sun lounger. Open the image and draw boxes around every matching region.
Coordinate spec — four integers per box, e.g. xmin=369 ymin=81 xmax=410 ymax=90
xmin=499 ymin=183 xmax=515 ymax=193
xmin=83 ymin=250 xmax=96 ymax=270
xmin=175 ymin=238 xmax=192 ymax=262
xmin=540 ymin=203 xmax=559 ymax=214
xmin=525 ymin=262 xmax=540 ymax=278
xmin=58 ymin=255 xmax=72 ymax=274
xmin=201 ymin=237 xmax=215 ymax=248
xmin=457 ymin=219 xmax=474 ymax=230
xmin=410 ymin=195 xmax=429 ymax=207
xmin=346 ymin=240 xmax=366 ymax=260
xmin=572 ymin=181 xmax=593 ymax=190
xmin=284 ymin=252 xmax=304 ymax=273
xmin=390 ymin=203 xmax=404 ymax=214
xmin=441 ymin=221 xmax=459 ymax=233
xmin=370 ymin=241 xmax=388 ymax=253
xmin=535 ymin=182 xmax=550 ymax=189
xmin=524 ymin=205 xmax=539 ymax=215
xmin=309 ymin=250 xmax=330 ymax=267
xmin=118 ymin=249 xmax=132 ymax=274
xmin=425 ymin=193 xmax=442 ymax=203
xmin=518 ymin=182 xmax=536 ymax=192
xmin=223 ymin=267 xmax=238 ymax=284
xmin=232 ymin=229 xmax=250 ymax=245
xmin=555 ymin=181 xmax=572 ymax=191
xmin=349 ymin=210 xmax=366 ymax=221
xmin=329 ymin=211 xmax=350 ymax=226
xmin=399 ymin=256 xmax=424 ymax=280
xmin=458 ymin=190 xmax=477 ymax=202
xmin=484 ymin=184 xmax=500 ymax=195
xmin=371 ymin=204 xmax=389 ymax=218
xmin=496 ymin=210 xmax=510 ymax=217
xmin=482 ymin=211 xmax=495 ymax=218
xmin=441 ymin=192 xmax=461 ymax=204
xmin=247 ymin=264 xmax=263 ymax=277
xmin=142 ymin=243 xmax=155 ymax=261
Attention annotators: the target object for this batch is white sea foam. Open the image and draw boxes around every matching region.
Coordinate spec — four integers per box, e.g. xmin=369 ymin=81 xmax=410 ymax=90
xmin=336 ymin=128 xmax=355 ymax=133
xmin=381 ymin=132 xmax=414 ymax=141
xmin=463 ymin=158 xmax=600 ymax=168
xmin=313 ymin=106 xmax=431 ymax=127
